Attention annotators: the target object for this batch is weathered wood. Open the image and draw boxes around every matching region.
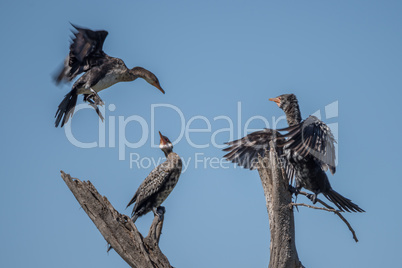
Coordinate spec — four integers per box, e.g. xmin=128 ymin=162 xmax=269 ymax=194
xmin=257 ymin=143 xmax=304 ymax=268
xmin=60 ymin=171 xmax=172 ymax=268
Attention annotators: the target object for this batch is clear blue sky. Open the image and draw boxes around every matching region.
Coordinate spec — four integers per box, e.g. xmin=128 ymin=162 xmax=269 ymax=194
xmin=1 ymin=1 xmax=401 ymax=267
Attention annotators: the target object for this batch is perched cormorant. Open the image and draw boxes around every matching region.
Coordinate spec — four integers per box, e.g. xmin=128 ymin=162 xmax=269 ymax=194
xmin=223 ymin=94 xmax=364 ymax=213
xmin=54 ymin=24 xmax=165 ymax=127
xmin=127 ymin=132 xmax=182 ymax=222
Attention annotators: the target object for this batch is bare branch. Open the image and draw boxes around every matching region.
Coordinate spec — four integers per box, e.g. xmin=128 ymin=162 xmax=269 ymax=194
xmin=60 ymin=170 xmax=172 ymax=268
xmin=290 ymin=203 xmax=338 ymax=213
xmin=296 ymin=190 xmax=359 ymax=243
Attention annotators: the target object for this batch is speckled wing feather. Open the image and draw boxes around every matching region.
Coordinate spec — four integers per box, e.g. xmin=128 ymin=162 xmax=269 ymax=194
xmin=56 ymin=24 xmax=108 ymax=83
xmin=279 ymin=115 xmax=337 ymax=174
xmin=127 ymin=159 xmax=179 ymax=218
xmin=223 ymin=129 xmax=286 ymax=170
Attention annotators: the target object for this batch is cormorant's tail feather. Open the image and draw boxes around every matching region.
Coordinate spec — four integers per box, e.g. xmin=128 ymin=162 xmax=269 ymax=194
xmin=324 ymin=190 xmax=365 ymax=213
xmin=55 ymin=89 xmax=78 ymax=127
xmin=126 ymin=192 xmax=137 ymax=209
xmin=131 ymin=214 xmax=139 ymax=223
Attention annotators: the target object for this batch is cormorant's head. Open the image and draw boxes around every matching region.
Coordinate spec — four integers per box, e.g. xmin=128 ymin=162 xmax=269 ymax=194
xmin=145 ymin=70 xmax=165 ymax=94
xmin=269 ymin=94 xmax=298 ymax=111
xmin=131 ymin=67 xmax=165 ymax=94
xmin=269 ymin=93 xmax=302 ymax=126
xmin=159 ymin=131 xmax=173 ymax=156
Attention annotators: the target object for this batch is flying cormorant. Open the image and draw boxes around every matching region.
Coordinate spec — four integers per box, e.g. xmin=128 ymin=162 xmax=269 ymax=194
xmin=55 ymin=24 xmax=165 ymax=127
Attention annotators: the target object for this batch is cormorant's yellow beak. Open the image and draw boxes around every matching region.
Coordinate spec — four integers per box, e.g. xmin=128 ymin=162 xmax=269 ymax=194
xmin=159 ymin=131 xmax=167 ymax=145
xmin=153 ymin=83 xmax=165 ymax=94
xmin=269 ymin=97 xmax=281 ymax=107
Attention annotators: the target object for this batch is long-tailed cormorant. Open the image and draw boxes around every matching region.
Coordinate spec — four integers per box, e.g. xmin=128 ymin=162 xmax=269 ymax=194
xmin=223 ymin=94 xmax=364 ymax=213
xmin=127 ymin=132 xmax=182 ymax=222
xmin=55 ymin=24 xmax=165 ymax=127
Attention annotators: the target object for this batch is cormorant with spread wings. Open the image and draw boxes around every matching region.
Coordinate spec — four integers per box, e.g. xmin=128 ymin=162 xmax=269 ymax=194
xmin=54 ymin=24 xmax=165 ymax=127
xmin=223 ymin=94 xmax=364 ymax=213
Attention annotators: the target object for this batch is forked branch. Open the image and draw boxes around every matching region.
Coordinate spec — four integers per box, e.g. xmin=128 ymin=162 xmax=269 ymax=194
xmin=60 ymin=171 xmax=172 ymax=268
xmin=292 ymin=191 xmax=359 ymax=242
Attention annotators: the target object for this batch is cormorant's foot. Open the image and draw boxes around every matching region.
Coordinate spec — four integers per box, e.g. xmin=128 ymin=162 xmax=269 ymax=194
xmin=89 ymin=94 xmax=104 ymax=106
xmin=306 ymin=193 xmax=318 ymax=204
xmin=87 ymin=99 xmax=105 ymax=121
xmin=152 ymin=206 xmax=166 ymax=222
xmin=288 ymin=185 xmax=300 ymax=195
xmin=94 ymin=96 xmax=104 ymax=106
xmin=95 ymin=107 xmax=104 ymax=121
xmin=156 ymin=206 xmax=166 ymax=222
xmin=89 ymin=88 xmax=104 ymax=106
xmin=86 ymin=94 xmax=96 ymax=105
xmin=86 ymin=93 xmax=95 ymax=100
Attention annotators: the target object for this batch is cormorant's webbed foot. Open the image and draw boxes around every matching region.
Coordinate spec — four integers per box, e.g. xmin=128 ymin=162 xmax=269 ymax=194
xmin=88 ymin=88 xmax=105 ymax=106
xmin=306 ymin=193 xmax=318 ymax=204
xmin=85 ymin=97 xmax=105 ymax=122
xmin=288 ymin=185 xmax=300 ymax=195
xmin=153 ymin=206 xmax=166 ymax=222
xmin=93 ymin=95 xmax=104 ymax=106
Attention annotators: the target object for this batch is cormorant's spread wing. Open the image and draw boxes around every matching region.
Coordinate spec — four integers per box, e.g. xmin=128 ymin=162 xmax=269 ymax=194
xmin=223 ymin=129 xmax=285 ymax=170
xmin=55 ymin=24 xmax=108 ymax=83
xmin=127 ymin=161 xmax=175 ymax=217
xmin=70 ymin=24 xmax=108 ymax=62
xmin=280 ymin=115 xmax=336 ymax=174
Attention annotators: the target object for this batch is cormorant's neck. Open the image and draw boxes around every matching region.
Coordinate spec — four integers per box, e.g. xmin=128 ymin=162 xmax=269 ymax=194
xmin=283 ymin=101 xmax=302 ymax=126
xmin=124 ymin=67 xmax=148 ymax=82
xmin=121 ymin=70 xmax=138 ymax=82
xmin=163 ymin=149 xmax=173 ymax=158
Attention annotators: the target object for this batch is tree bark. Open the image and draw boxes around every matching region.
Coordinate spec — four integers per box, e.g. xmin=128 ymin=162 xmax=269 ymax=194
xmin=257 ymin=142 xmax=304 ymax=268
xmin=60 ymin=171 xmax=172 ymax=268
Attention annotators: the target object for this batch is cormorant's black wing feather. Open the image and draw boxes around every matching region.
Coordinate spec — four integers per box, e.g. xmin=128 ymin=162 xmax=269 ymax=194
xmin=55 ymin=24 xmax=108 ymax=83
xmin=279 ymin=115 xmax=336 ymax=174
xmin=223 ymin=129 xmax=285 ymax=170
xmin=70 ymin=24 xmax=108 ymax=61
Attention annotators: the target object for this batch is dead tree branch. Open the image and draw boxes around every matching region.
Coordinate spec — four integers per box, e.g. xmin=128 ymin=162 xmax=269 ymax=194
xmin=60 ymin=171 xmax=172 ymax=268
xmin=290 ymin=203 xmax=339 ymax=212
xmin=257 ymin=144 xmax=304 ymax=268
xmin=295 ymin=191 xmax=359 ymax=242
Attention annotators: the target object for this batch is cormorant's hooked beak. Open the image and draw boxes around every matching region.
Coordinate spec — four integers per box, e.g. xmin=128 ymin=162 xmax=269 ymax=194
xmin=159 ymin=131 xmax=167 ymax=145
xmin=269 ymin=97 xmax=281 ymax=107
xmin=153 ymin=82 xmax=165 ymax=94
